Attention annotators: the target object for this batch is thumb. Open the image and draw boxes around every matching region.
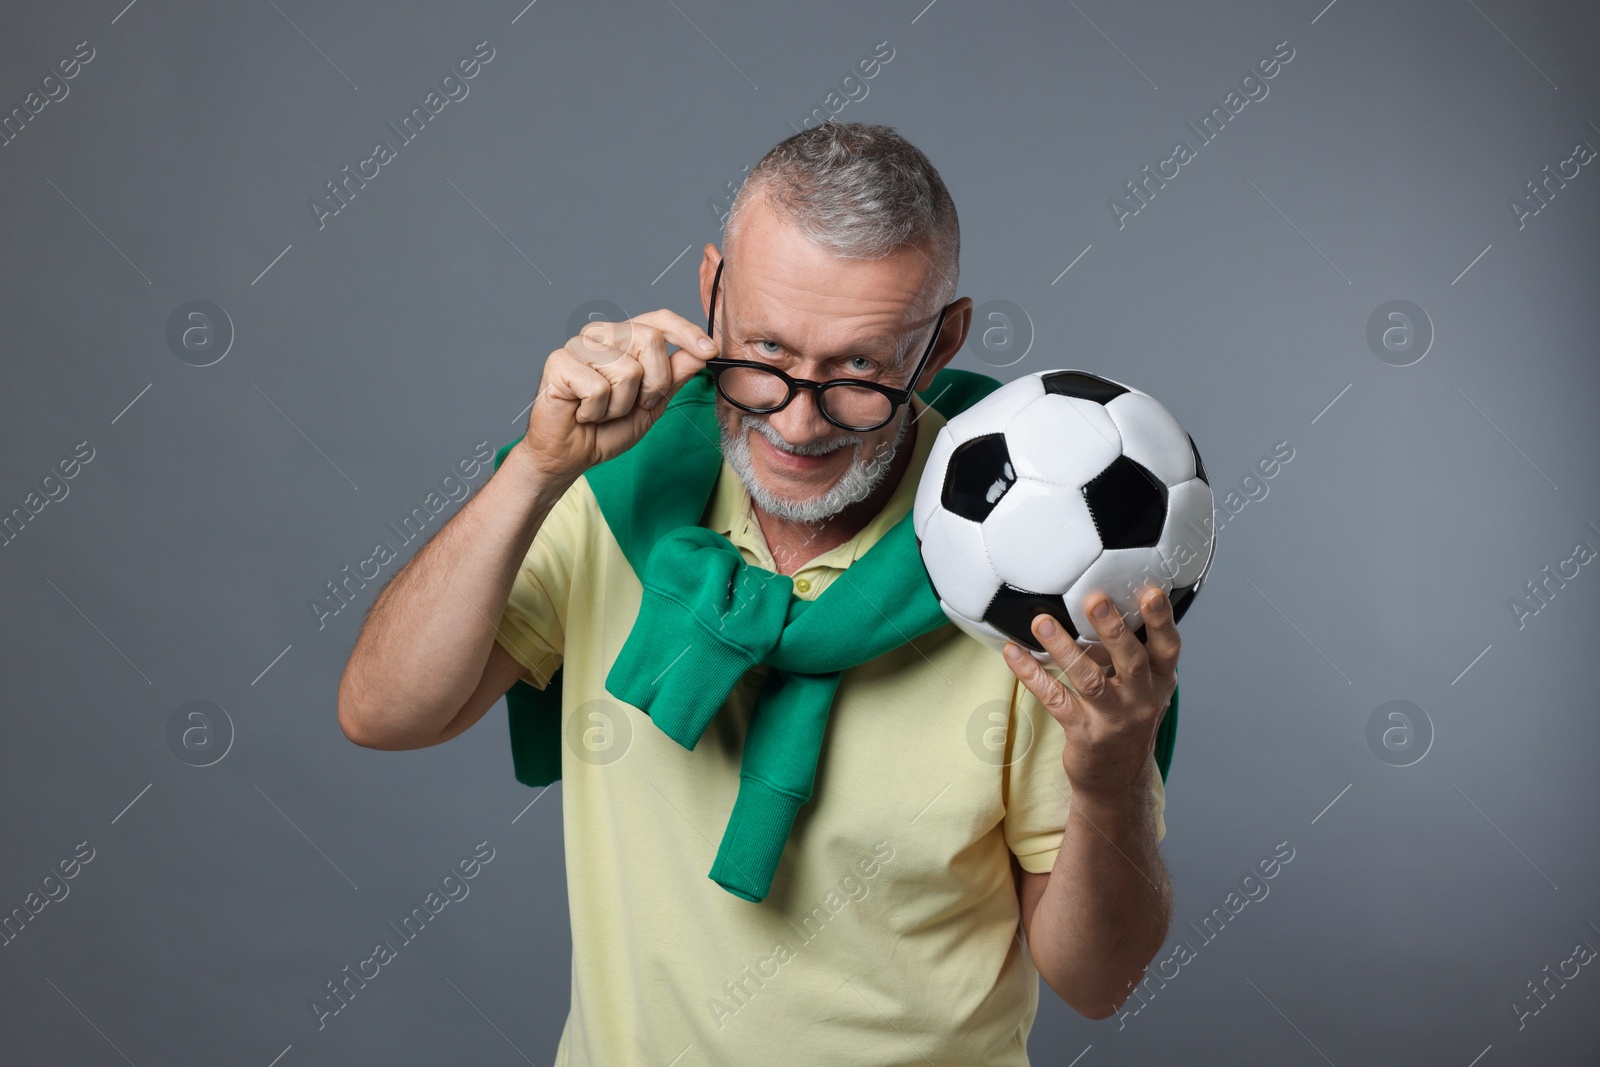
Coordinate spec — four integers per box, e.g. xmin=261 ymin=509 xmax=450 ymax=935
xmin=667 ymin=347 xmax=715 ymax=395
xmin=588 ymin=400 xmax=658 ymax=465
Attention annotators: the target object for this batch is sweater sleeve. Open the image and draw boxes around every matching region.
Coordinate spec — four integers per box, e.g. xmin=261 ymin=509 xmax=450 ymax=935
xmin=1001 ymin=674 xmax=1168 ymax=875
xmin=494 ymin=475 xmax=590 ymax=688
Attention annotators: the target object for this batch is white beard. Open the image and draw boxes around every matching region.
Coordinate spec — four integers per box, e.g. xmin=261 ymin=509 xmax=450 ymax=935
xmin=720 ymin=407 xmax=911 ymax=524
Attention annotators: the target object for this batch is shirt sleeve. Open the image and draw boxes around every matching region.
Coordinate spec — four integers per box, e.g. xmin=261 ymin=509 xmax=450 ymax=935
xmin=494 ymin=474 xmax=589 ymax=689
xmin=1002 ymin=670 xmax=1168 ymax=875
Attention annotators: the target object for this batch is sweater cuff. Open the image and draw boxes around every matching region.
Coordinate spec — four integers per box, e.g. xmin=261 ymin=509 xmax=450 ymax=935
xmin=605 ymin=589 xmax=762 ymax=750
xmin=708 ymin=773 xmax=807 ymax=903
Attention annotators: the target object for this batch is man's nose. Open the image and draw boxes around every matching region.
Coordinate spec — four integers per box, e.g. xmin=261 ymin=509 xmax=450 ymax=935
xmin=766 ymin=385 xmax=837 ymax=446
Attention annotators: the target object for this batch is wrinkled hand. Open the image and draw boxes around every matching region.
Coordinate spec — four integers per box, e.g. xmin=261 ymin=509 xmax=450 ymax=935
xmin=518 ymin=309 xmax=720 ymax=485
xmin=1001 ymin=586 xmax=1181 ymax=807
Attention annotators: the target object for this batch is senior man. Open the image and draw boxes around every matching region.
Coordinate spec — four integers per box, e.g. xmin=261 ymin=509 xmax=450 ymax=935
xmin=337 ymin=121 xmax=1182 ymax=1065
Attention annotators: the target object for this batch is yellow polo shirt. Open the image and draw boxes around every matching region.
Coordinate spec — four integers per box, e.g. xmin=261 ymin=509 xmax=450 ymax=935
xmin=495 ymin=392 xmax=1166 ymax=1066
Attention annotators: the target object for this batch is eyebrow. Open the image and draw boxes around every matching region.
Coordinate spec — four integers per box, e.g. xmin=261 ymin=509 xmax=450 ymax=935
xmin=736 ymin=321 xmax=904 ymax=360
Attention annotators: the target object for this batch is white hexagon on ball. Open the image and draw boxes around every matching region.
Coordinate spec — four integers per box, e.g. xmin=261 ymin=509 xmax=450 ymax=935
xmin=981 ymin=478 xmax=1101 ymax=593
xmin=916 ymin=368 xmax=1216 ymax=654
xmin=916 ymin=507 xmax=1002 ymax=622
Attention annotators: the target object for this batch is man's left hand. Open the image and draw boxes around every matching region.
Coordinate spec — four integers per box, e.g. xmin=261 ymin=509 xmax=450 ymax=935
xmin=1001 ymin=586 xmax=1181 ymax=807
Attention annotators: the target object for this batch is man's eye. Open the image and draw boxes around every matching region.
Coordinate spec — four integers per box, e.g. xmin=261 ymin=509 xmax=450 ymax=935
xmin=847 ymin=356 xmax=878 ymax=374
xmin=756 ymin=340 xmax=782 ymax=356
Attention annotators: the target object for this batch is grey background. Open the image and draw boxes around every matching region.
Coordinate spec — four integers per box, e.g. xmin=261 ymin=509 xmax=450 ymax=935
xmin=2 ymin=0 xmax=1596 ymax=1063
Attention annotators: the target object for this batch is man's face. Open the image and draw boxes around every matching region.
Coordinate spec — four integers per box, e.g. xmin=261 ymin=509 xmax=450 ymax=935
xmin=707 ymin=193 xmax=945 ymax=524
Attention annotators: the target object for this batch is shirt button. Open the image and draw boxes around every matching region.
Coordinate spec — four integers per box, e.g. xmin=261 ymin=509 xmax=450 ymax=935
xmin=794 ymin=577 xmax=811 ymax=593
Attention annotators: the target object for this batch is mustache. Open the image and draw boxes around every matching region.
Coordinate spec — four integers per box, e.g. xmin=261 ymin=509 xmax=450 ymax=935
xmin=738 ymin=414 xmax=863 ymax=457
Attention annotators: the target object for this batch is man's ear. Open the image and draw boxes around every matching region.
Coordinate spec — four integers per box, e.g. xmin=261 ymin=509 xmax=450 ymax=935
xmin=698 ymin=244 xmax=722 ymax=322
xmin=914 ymin=297 xmax=974 ymax=394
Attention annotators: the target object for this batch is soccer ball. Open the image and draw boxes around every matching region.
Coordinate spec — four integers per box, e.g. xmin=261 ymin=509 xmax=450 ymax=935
xmin=913 ymin=369 xmax=1215 ymax=662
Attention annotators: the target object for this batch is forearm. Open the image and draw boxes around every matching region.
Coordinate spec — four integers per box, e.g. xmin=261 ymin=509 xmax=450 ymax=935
xmin=338 ymin=442 xmax=574 ymax=744
xmin=1028 ymin=769 xmax=1172 ymax=1018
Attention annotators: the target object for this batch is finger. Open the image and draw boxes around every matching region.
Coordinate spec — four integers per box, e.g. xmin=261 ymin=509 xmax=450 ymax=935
xmin=569 ymin=323 xmax=630 ymax=369
xmin=668 ymin=342 xmax=716 ymax=393
xmin=628 ymin=308 xmax=719 ymax=363
xmin=633 ymin=324 xmax=673 ymax=409
xmin=594 ymin=394 xmax=667 ymax=459
xmin=1080 ymin=642 xmax=1114 ymax=670
xmin=1002 ymin=641 xmax=1081 ymax=726
xmin=1085 ymin=593 xmax=1150 ymax=684
xmin=601 ymin=354 xmax=644 ymax=421
xmin=571 ymin=321 xmax=672 ymax=411
xmin=546 ymin=352 xmax=613 ymax=424
xmin=563 ymin=333 xmax=643 ymax=421
xmin=1137 ymin=584 xmax=1181 ymax=678
xmin=1028 ymin=612 xmax=1109 ymax=704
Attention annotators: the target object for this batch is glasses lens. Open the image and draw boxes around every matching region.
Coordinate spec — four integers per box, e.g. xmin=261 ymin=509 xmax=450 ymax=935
xmin=719 ymin=364 xmax=790 ymax=410
xmin=719 ymin=364 xmax=894 ymax=430
xmin=822 ymin=385 xmax=893 ymax=430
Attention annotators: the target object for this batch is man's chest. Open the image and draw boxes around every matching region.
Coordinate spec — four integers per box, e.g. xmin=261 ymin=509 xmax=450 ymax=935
xmin=568 ymin=629 xmax=1023 ymax=899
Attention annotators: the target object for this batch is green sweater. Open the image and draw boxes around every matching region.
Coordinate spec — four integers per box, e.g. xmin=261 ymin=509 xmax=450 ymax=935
xmin=492 ymin=366 xmax=1178 ymax=902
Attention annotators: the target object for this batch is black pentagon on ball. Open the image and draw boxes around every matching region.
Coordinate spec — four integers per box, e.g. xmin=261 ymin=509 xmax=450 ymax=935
xmin=983 ymin=584 xmax=1078 ymax=653
xmin=1169 ymin=581 xmax=1198 ymax=623
xmin=942 ymin=433 xmax=1016 ymax=523
xmin=1188 ymin=433 xmax=1208 ymax=485
xmin=1041 ymin=370 xmax=1129 ymax=405
xmin=1082 ymin=455 xmax=1167 ymax=549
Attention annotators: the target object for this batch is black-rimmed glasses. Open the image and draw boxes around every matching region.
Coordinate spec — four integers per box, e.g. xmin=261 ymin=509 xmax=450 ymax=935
xmin=702 ymin=257 xmax=948 ymax=433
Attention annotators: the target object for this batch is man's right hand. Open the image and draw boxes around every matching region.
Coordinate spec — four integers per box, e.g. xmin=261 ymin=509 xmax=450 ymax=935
xmin=517 ymin=309 xmax=720 ymax=483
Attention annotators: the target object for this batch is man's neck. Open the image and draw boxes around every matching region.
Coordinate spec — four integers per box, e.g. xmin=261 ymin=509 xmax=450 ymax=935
xmin=753 ymin=421 xmax=918 ymax=577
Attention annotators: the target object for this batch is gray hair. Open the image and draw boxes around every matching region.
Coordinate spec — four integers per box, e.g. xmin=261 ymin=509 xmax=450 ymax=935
xmin=724 ymin=121 xmax=960 ymax=365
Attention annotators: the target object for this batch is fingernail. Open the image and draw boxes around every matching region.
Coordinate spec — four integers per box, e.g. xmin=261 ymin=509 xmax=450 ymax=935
xmin=1092 ymin=598 xmax=1112 ymax=619
xmin=1037 ymin=617 xmax=1057 ymax=637
xmin=697 ymin=337 xmax=717 ymax=352
xmin=1003 ymin=643 xmax=1022 ymax=660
